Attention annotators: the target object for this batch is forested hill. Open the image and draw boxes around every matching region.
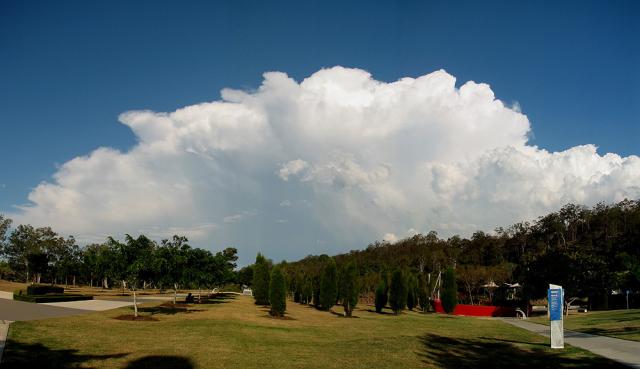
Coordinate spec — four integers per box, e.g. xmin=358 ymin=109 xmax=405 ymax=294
xmin=284 ymin=200 xmax=640 ymax=307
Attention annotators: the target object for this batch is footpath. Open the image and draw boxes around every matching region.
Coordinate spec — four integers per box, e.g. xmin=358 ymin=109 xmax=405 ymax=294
xmin=500 ymin=318 xmax=640 ymax=369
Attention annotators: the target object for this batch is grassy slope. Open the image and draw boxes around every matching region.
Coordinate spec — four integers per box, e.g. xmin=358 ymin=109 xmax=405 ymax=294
xmin=529 ymin=309 xmax=640 ymax=342
xmin=3 ymin=295 xmax=627 ymax=369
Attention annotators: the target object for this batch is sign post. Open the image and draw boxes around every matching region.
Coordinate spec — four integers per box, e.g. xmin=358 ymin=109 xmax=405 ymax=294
xmin=548 ymin=284 xmax=564 ymax=349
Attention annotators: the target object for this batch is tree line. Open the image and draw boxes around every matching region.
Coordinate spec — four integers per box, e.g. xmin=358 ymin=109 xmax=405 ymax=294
xmin=273 ymin=200 xmax=640 ymax=311
xmin=0 ymin=218 xmax=238 ymax=305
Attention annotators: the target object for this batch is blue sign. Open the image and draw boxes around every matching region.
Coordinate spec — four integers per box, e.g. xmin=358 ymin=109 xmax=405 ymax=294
xmin=548 ymin=288 xmax=563 ymax=321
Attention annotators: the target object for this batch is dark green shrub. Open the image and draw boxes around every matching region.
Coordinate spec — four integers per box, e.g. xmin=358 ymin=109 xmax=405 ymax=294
xmin=319 ymin=258 xmax=338 ymax=310
xmin=339 ymin=261 xmax=359 ymax=317
xmin=26 ymin=285 xmax=64 ymax=295
xmin=441 ymin=267 xmax=458 ymax=314
xmin=389 ymin=269 xmax=407 ymax=315
xmin=252 ymin=253 xmax=270 ymax=305
xmin=269 ymin=265 xmax=286 ymax=317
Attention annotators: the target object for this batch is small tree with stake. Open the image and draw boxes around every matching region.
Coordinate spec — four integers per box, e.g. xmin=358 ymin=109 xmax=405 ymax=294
xmin=269 ymin=265 xmax=286 ymax=317
xmin=389 ymin=269 xmax=407 ymax=315
xmin=441 ymin=267 xmax=458 ymax=314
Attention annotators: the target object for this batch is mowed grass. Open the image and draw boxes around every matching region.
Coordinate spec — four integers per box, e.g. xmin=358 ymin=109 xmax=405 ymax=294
xmin=3 ymin=295 xmax=627 ymax=369
xmin=529 ymin=309 xmax=640 ymax=342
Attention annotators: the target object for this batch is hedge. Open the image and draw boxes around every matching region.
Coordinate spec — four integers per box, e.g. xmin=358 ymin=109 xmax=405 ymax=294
xmin=26 ymin=285 xmax=64 ymax=295
xmin=13 ymin=290 xmax=93 ymax=303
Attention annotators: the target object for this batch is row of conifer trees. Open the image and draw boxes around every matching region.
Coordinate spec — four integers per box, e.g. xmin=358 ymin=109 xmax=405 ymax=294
xmin=251 ymin=252 xmax=458 ymax=317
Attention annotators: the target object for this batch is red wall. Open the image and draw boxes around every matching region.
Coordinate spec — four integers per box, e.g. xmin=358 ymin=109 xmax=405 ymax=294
xmin=432 ymin=299 xmax=516 ymax=317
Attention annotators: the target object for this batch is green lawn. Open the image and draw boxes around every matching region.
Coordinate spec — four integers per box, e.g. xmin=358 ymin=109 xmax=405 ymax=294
xmin=529 ymin=309 xmax=640 ymax=342
xmin=3 ymin=295 xmax=628 ymax=369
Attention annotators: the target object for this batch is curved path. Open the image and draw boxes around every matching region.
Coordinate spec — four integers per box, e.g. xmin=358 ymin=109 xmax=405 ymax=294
xmin=500 ymin=318 xmax=640 ymax=369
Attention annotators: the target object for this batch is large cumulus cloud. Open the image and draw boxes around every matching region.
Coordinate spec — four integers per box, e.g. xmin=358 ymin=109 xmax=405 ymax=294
xmin=10 ymin=67 xmax=640 ymax=263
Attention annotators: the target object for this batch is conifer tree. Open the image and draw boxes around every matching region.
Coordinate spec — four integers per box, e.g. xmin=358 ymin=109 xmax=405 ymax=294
xmin=374 ymin=272 xmax=389 ymax=313
xmin=406 ymin=274 xmax=416 ymax=310
xmin=441 ymin=267 xmax=458 ymax=314
xmin=252 ymin=253 xmax=270 ymax=305
xmin=389 ymin=269 xmax=407 ymax=315
xmin=417 ymin=273 xmax=430 ymax=312
xmin=339 ymin=261 xmax=359 ymax=317
xmin=319 ymin=258 xmax=338 ymax=310
xmin=269 ymin=265 xmax=286 ymax=317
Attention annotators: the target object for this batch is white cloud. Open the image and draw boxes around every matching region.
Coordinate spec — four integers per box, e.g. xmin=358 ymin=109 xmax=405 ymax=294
xmin=383 ymin=233 xmax=398 ymax=243
xmin=8 ymin=66 xmax=640 ymax=264
xmin=277 ymin=159 xmax=309 ymax=181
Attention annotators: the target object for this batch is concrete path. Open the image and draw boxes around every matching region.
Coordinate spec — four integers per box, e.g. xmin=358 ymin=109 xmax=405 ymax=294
xmin=43 ymin=299 xmax=133 ymax=311
xmin=500 ymin=318 xmax=640 ymax=369
xmin=0 ymin=291 xmax=13 ymax=300
xmin=0 ymin=298 xmax=90 ymax=321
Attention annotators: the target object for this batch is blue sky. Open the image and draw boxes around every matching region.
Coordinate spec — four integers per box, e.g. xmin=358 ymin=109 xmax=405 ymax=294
xmin=1 ymin=0 xmax=638 ymax=263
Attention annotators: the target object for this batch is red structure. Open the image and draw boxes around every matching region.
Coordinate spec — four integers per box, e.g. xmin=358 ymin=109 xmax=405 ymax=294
xmin=432 ymin=299 xmax=517 ymax=317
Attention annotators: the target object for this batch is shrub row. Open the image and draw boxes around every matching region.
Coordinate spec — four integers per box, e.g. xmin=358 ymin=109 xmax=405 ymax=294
xmin=26 ymin=284 xmax=64 ymax=295
xmin=13 ymin=290 xmax=93 ymax=303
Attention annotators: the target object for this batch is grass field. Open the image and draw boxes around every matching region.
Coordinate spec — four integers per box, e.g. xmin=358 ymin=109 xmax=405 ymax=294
xmin=3 ymin=295 xmax=628 ymax=369
xmin=529 ymin=309 xmax=640 ymax=342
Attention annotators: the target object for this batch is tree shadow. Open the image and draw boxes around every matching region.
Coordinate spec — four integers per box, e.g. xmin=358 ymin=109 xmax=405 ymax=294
xmin=329 ymin=310 xmax=360 ymax=318
xmin=193 ymin=293 xmax=237 ymax=304
xmin=576 ymin=327 xmax=639 ymax=340
xmin=1 ymin=340 xmax=128 ymax=369
xmin=123 ymin=355 xmax=194 ymax=369
xmin=135 ymin=304 xmax=204 ymax=315
xmin=418 ymin=333 xmax=628 ymax=369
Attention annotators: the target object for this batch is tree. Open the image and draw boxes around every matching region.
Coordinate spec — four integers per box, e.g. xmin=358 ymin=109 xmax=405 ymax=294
xmin=156 ymin=236 xmax=189 ymax=304
xmin=389 ymin=269 xmax=407 ymax=315
xmin=441 ymin=267 xmax=458 ymax=314
xmin=237 ymin=265 xmax=254 ymax=287
xmin=375 ymin=282 xmax=387 ymax=313
xmin=319 ymin=258 xmax=338 ymax=311
xmin=269 ymin=265 xmax=286 ymax=317
xmin=0 ymin=214 xmax=11 ymax=252
xmin=339 ymin=261 xmax=359 ymax=317
xmin=406 ymin=273 xmax=416 ymax=310
xmin=417 ymin=273 xmax=430 ymax=312
xmin=253 ymin=253 xmax=270 ymax=305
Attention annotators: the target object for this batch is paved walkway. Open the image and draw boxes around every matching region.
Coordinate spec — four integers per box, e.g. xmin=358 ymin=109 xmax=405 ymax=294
xmin=43 ymin=299 xmax=133 ymax=311
xmin=500 ymin=318 xmax=640 ymax=369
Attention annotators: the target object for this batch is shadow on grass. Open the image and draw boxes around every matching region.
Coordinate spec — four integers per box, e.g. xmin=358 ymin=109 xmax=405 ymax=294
xmin=329 ymin=310 xmax=360 ymax=318
xmin=1 ymin=340 xmax=128 ymax=369
xmin=193 ymin=293 xmax=237 ymax=305
xmin=418 ymin=333 xmax=628 ymax=369
xmin=123 ymin=355 xmax=194 ymax=369
xmin=575 ymin=327 xmax=639 ymax=339
xmin=135 ymin=304 xmax=204 ymax=316
xmin=364 ymin=308 xmax=394 ymax=315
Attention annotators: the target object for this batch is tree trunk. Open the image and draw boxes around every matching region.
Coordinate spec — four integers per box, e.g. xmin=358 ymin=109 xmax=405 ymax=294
xmin=198 ymin=287 xmax=202 ymax=303
xmin=73 ymin=275 xmax=76 ymax=287
xmin=174 ymin=283 xmax=178 ymax=304
xmin=133 ymin=289 xmax=138 ymax=317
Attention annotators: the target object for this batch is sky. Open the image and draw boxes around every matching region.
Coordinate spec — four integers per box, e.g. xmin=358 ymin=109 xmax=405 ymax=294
xmin=0 ymin=0 xmax=639 ymax=265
